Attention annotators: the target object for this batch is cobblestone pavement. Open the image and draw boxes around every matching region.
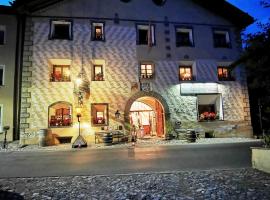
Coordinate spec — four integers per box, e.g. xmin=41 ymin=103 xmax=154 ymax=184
xmin=0 ymin=138 xmax=261 ymax=152
xmin=0 ymin=169 xmax=269 ymax=200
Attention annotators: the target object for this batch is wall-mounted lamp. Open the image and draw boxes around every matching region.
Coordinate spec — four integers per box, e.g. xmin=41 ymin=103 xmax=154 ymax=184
xmin=115 ymin=110 xmax=121 ymax=119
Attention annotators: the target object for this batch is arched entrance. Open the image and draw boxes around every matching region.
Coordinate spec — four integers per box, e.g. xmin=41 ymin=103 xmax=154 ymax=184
xmin=124 ymin=91 xmax=170 ymax=138
xmin=130 ymin=97 xmax=165 ymax=137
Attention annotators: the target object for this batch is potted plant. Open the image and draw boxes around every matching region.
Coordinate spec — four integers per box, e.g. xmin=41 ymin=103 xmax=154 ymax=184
xmin=251 ymin=132 xmax=270 ymax=173
xmin=165 ymin=120 xmax=175 ymax=140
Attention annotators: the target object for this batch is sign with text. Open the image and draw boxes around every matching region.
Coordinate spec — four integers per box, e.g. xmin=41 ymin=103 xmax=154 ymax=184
xmin=180 ymin=83 xmax=218 ymax=94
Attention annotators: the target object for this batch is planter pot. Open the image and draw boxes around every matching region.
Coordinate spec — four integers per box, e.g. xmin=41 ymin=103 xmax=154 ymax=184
xmin=251 ymin=147 xmax=270 ymax=173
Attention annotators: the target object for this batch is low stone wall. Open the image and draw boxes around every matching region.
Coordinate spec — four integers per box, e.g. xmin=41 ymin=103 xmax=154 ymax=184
xmin=252 ymin=148 xmax=270 ymax=174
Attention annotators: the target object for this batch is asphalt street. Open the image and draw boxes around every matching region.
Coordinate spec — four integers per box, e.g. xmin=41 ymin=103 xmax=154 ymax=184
xmin=0 ymin=142 xmax=261 ymax=178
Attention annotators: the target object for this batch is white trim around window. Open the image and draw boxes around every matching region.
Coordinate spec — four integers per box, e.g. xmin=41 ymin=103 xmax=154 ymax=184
xmin=0 ymin=65 xmax=5 ymax=86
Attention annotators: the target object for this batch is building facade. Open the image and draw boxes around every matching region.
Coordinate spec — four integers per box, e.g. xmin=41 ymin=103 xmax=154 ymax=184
xmin=0 ymin=6 xmax=17 ymax=141
xmin=15 ymin=0 xmax=253 ymax=144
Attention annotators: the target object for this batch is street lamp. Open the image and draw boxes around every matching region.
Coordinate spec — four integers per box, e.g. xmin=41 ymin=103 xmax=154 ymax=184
xmin=72 ymin=106 xmax=87 ymax=148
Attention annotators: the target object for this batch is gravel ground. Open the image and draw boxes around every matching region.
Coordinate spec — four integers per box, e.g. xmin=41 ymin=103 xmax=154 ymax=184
xmin=0 ymin=168 xmax=269 ymax=200
xmin=0 ymin=138 xmax=261 ymax=152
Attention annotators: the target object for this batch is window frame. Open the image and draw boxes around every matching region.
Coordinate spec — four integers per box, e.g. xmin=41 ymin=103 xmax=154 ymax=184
xmin=140 ymin=62 xmax=154 ymax=79
xmin=93 ymin=64 xmax=104 ymax=81
xmin=49 ymin=19 xmax=73 ymax=40
xmin=212 ymin=28 xmax=231 ymax=48
xmin=136 ymin=23 xmax=156 ymax=46
xmin=175 ymin=26 xmax=194 ymax=47
xmin=91 ymin=21 xmax=105 ymax=41
xmin=0 ymin=25 xmax=6 ymax=45
xmin=91 ymin=103 xmax=109 ymax=127
xmin=50 ymin=65 xmax=71 ymax=82
xmin=179 ymin=65 xmax=195 ymax=81
xmin=48 ymin=101 xmax=73 ymax=128
xmin=217 ymin=66 xmax=235 ymax=81
xmin=0 ymin=65 xmax=5 ymax=86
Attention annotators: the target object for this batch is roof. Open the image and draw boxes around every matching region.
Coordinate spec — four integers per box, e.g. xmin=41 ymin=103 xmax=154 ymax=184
xmin=11 ymin=0 xmax=254 ymax=28
xmin=192 ymin=0 xmax=254 ymax=29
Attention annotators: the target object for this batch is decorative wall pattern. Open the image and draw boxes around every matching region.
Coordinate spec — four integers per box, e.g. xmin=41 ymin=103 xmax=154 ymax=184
xmin=20 ymin=17 xmax=252 ymax=142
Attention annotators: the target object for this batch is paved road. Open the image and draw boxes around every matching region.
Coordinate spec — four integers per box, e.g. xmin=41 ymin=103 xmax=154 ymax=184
xmin=0 ymin=142 xmax=261 ymax=178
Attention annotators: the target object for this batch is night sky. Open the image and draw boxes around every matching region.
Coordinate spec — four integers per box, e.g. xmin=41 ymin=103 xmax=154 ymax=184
xmin=0 ymin=0 xmax=269 ymax=34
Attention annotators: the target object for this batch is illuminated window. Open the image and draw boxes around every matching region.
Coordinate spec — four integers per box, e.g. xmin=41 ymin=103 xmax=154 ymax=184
xmin=176 ymin=27 xmax=194 ymax=47
xmin=218 ymin=67 xmax=234 ymax=81
xmin=91 ymin=103 xmax=109 ymax=126
xmin=0 ymin=25 xmax=5 ymax=45
xmin=49 ymin=102 xmax=72 ymax=127
xmin=179 ymin=66 xmax=194 ymax=81
xmin=50 ymin=20 xmax=72 ymax=40
xmin=50 ymin=65 xmax=71 ymax=82
xmin=140 ymin=63 xmax=154 ymax=79
xmin=137 ymin=24 xmax=155 ymax=45
xmin=213 ymin=29 xmax=231 ymax=48
xmin=92 ymin=22 xmax=105 ymax=41
xmin=93 ymin=65 xmax=104 ymax=81
xmin=0 ymin=65 xmax=4 ymax=86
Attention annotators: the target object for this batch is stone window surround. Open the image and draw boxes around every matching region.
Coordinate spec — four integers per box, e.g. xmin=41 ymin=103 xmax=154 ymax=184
xmin=93 ymin=64 xmax=104 ymax=81
xmin=0 ymin=25 xmax=5 ymax=45
xmin=91 ymin=21 xmax=105 ymax=41
xmin=175 ymin=25 xmax=194 ymax=47
xmin=0 ymin=65 xmax=5 ymax=86
xmin=212 ymin=28 xmax=231 ymax=48
xmin=140 ymin=62 xmax=155 ymax=79
xmin=49 ymin=19 xmax=73 ymax=40
xmin=91 ymin=103 xmax=109 ymax=127
xmin=136 ymin=23 xmax=156 ymax=46
xmin=48 ymin=101 xmax=73 ymax=128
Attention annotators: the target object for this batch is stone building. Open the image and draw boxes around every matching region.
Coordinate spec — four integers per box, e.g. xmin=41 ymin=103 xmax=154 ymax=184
xmin=13 ymin=0 xmax=253 ymax=144
xmin=0 ymin=6 xmax=18 ymax=141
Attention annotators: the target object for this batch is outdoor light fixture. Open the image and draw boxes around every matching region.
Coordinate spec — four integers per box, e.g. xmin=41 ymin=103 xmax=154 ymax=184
xmin=72 ymin=106 xmax=87 ymax=148
xmin=76 ymin=76 xmax=82 ymax=86
xmin=115 ymin=110 xmax=121 ymax=119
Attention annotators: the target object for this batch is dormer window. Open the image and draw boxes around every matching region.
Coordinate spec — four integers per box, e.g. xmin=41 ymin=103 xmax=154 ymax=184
xmin=213 ymin=29 xmax=231 ymax=48
xmin=137 ymin=24 xmax=155 ymax=46
xmin=50 ymin=20 xmax=72 ymax=40
xmin=92 ymin=22 xmax=105 ymax=41
xmin=176 ymin=27 xmax=194 ymax=47
xmin=140 ymin=63 xmax=154 ymax=79
xmin=179 ymin=66 xmax=194 ymax=81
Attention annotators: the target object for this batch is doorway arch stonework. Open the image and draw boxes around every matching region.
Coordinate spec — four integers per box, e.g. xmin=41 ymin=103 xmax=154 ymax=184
xmin=124 ymin=91 xmax=170 ymax=123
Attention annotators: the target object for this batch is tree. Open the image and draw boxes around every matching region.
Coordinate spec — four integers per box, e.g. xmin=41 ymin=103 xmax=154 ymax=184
xmin=232 ymin=0 xmax=270 ymax=134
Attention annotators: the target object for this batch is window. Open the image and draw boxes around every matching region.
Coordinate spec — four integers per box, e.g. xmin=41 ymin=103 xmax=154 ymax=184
xmin=49 ymin=102 xmax=72 ymax=127
xmin=140 ymin=63 xmax=154 ymax=79
xmin=179 ymin=66 xmax=194 ymax=81
xmin=197 ymin=95 xmax=223 ymax=121
xmin=176 ymin=27 xmax=194 ymax=47
xmin=50 ymin=20 xmax=72 ymax=40
xmin=93 ymin=65 xmax=104 ymax=81
xmin=0 ymin=65 xmax=4 ymax=86
xmin=213 ymin=29 xmax=231 ymax=48
xmin=92 ymin=22 xmax=105 ymax=41
xmin=91 ymin=103 xmax=109 ymax=126
xmin=50 ymin=65 xmax=71 ymax=82
xmin=0 ymin=26 xmax=5 ymax=45
xmin=137 ymin=24 xmax=155 ymax=46
xmin=0 ymin=105 xmax=3 ymax=132
xmin=218 ymin=67 xmax=235 ymax=81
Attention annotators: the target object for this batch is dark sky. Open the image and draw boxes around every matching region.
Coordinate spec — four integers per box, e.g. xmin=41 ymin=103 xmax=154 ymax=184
xmin=0 ymin=0 xmax=269 ymax=33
